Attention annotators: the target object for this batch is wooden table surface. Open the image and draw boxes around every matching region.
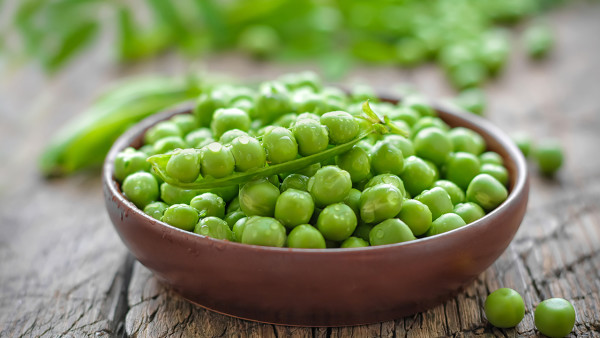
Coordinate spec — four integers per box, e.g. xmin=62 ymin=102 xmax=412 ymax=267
xmin=1 ymin=3 xmax=599 ymax=337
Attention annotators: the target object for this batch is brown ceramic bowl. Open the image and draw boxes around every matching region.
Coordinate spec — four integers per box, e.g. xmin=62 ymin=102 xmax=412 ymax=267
xmin=103 ymin=99 xmax=528 ymax=327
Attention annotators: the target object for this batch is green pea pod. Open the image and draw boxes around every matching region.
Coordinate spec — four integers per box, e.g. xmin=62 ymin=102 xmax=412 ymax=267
xmin=148 ymin=101 xmax=406 ymax=189
xmin=42 ymin=20 xmax=99 ymax=72
xmin=39 ymin=76 xmax=203 ymax=177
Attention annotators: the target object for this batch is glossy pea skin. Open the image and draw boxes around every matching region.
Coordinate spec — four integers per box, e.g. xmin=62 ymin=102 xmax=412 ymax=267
xmin=370 ymin=140 xmax=404 ymax=176
xmin=411 ymin=117 xmax=449 ymax=136
xmin=484 ymin=288 xmax=525 ymax=328
xmin=453 ymin=202 xmax=486 ymax=224
xmin=224 ymin=210 xmax=246 ymax=229
xmin=273 ymin=113 xmax=297 ymax=128
xmin=511 ymin=132 xmax=532 ymax=158
xmin=153 ymin=136 xmax=186 ymax=154
xmin=166 ymin=149 xmax=201 ymax=183
xmin=143 ymin=201 xmax=168 ymax=220
xmin=274 ymin=189 xmax=315 ymax=229
xmin=263 ymin=127 xmax=298 ymax=165
xmin=352 ymin=223 xmax=373 ymax=242
xmin=292 ymin=118 xmax=329 ymax=156
xmin=280 ymin=71 xmax=322 ymax=92
xmin=241 ymin=216 xmax=286 ymax=247
xmin=397 ymin=199 xmax=432 ymax=236
xmin=122 ymin=172 xmax=159 ymax=209
xmin=400 ymin=156 xmax=436 ymax=197
xmin=219 ymin=129 xmax=248 ymax=145
xmin=448 ymin=127 xmax=485 ymax=155
xmin=239 ymin=178 xmax=280 ymax=217
xmin=256 ymin=81 xmax=292 ymax=124
xmin=415 ymin=187 xmax=454 ymax=220
xmin=308 ymin=166 xmax=352 ymax=207
xmin=320 ymin=111 xmax=360 ymax=145
xmin=170 ymin=114 xmax=198 ymax=136
xmin=193 ymin=91 xmax=227 ymax=127
xmin=210 ymin=108 xmax=250 ymax=139
xmin=479 ymin=151 xmax=504 ymax=166
xmin=454 ymin=88 xmax=486 ymax=116
xmin=114 ymin=148 xmax=150 ymax=182
xmin=160 ymin=183 xmax=201 ymax=205
xmin=343 ymin=188 xmax=362 ymax=218
xmin=144 ymin=121 xmax=182 ymax=145
xmin=413 ymin=127 xmax=453 ymax=166
xmin=292 ymin=89 xmax=328 ymax=115
xmin=466 ymin=174 xmax=508 ymax=211
xmin=383 ymin=134 xmax=415 ymax=157
xmin=194 ymin=216 xmax=233 ymax=241
xmin=317 ymin=203 xmax=358 ymax=241
xmin=432 ymin=180 xmax=465 ymax=205
xmin=340 ymin=236 xmax=369 ymax=248
xmin=425 ymin=213 xmax=466 ymax=236
xmin=190 ymin=193 xmax=225 ymax=218
xmin=185 ymin=128 xmax=214 ymax=148
xmin=280 ymin=174 xmax=309 ymax=192
xmin=534 ymin=139 xmax=563 ymax=176
xmin=161 ymin=204 xmax=199 ymax=231
xmin=369 ymin=219 xmax=416 ymax=246
xmin=365 ymin=174 xmax=406 ymax=197
xmin=200 ymin=142 xmax=235 ymax=179
xmin=230 ymin=136 xmax=266 ymax=172
xmin=524 ymin=24 xmax=554 ymax=59
xmin=480 ymin=163 xmax=509 ymax=186
xmin=232 ymin=217 xmax=248 ymax=242
xmin=287 ymin=224 xmax=326 ymax=249
xmin=360 ymin=184 xmax=404 ymax=224
xmin=336 ymin=146 xmax=371 ymax=182
xmin=392 ymin=106 xmax=421 ymax=127
xmin=534 ymin=298 xmax=576 ymax=338
xmin=445 ymin=152 xmax=481 ymax=191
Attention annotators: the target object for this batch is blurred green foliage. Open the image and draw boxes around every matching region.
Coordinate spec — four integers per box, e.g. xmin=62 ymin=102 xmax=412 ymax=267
xmin=3 ymin=0 xmax=561 ymax=84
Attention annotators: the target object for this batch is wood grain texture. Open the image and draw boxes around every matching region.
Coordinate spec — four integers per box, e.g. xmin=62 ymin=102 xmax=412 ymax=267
xmin=1 ymin=2 xmax=600 ymax=337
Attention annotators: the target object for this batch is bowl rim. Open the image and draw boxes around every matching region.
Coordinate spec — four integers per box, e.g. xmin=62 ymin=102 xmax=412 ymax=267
xmin=103 ymin=98 xmax=528 ymax=255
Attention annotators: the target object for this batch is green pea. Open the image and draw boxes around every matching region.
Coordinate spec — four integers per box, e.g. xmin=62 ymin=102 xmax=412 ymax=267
xmin=445 ymin=152 xmax=481 ymax=191
xmin=369 ymin=219 xmax=416 ymax=246
xmin=241 ymin=216 xmax=286 ymax=247
xmin=263 ymin=127 xmax=298 ymax=165
xmin=448 ymin=127 xmax=485 ymax=155
xmin=144 ymin=121 xmax=182 ymax=145
xmin=423 ymin=159 xmax=440 ymax=182
xmin=480 ymin=151 xmax=504 ymax=166
xmin=534 ymin=139 xmax=563 ymax=176
xmin=232 ymin=217 xmax=248 ymax=242
xmin=370 ymin=140 xmax=404 ymax=176
xmin=296 ymin=112 xmax=321 ymax=122
xmin=238 ymin=25 xmax=280 ymax=59
xmin=397 ymin=199 xmax=432 ymax=236
xmin=292 ymin=89 xmax=328 ymax=115
xmin=511 ymin=132 xmax=532 ymax=158
xmin=352 ymin=222 xmax=373 ymax=242
xmin=317 ymin=203 xmax=358 ymax=241
xmin=480 ymin=29 xmax=510 ymax=74
xmin=466 ymin=174 xmax=508 ymax=211
xmin=415 ymin=187 xmax=454 ymax=220
xmin=274 ymin=189 xmax=315 ymax=229
xmin=200 ymin=142 xmax=235 ymax=179
xmin=523 ymin=24 xmax=553 ymax=59
xmin=193 ymin=91 xmax=227 ymax=127
xmin=239 ymin=178 xmax=280 ymax=217
xmin=336 ymin=146 xmax=371 ymax=182
xmin=432 ymin=180 xmax=465 ymax=205
xmin=230 ymin=136 xmax=266 ymax=172
xmin=413 ymin=127 xmax=453 ymax=166
xmin=320 ymin=111 xmax=360 ymax=144
xmin=340 ymin=237 xmax=369 ymax=248
xmin=395 ymin=37 xmax=427 ymax=67
xmin=453 ymin=202 xmax=486 ymax=224
xmin=190 ymin=193 xmax=225 ymax=218
xmin=122 ymin=172 xmax=159 ymax=209
xmin=365 ymin=174 xmax=406 ymax=196
xmin=143 ymin=201 xmax=168 ymax=220
xmin=256 ymin=81 xmax=292 ymax=124
xmin=411 ymin=117 xmax=449 ymax=136
xmin=296 ymin=162 xmax=321 ymax=177
xmin=211 ymin=185 xmax=239 ymax=203
xmin=170 ymin=114 xmax=198 ymax=136
xmin=287 ymin=224 xmax=326 ymax=249
xmin=484 ymin=288 xmax=525 ymax=328
xmin=360 ymin=184 xmax=404 ymax=224
xmin=308 ymin=166 xmax=352 ymax=207
xmin=280 ymin=174 xmax=309 ymax=192
xmin=185 ymin=128 xmax=213 ymax=148
xmin=153 ymin=136 xmax=186 ymax=154
xmin=210 ymin=108 xmax=251 ymax=139
xmin=114 ymin=147 xmax=150 ymax=182
xmin=280 ymin=71 xmax=322 ymax=92
xmin=392 ymin=106 xmax=421 ymax=127
xmin=159 ymin=183 xmax=201 ymax=205
xmin=403 ymin=96 xmax=437 ymax=117
xmin=448 ymin=61 xmax=487 ymax=89
xmin=194 ymin=216 xmax=233 ymax=241
xmin=534 ymin=298 xmax=575 ymax=338
xmin=272 ymin=113 xmax=297 ymax=128
xmin=480 ymin=163 xmax=509 ymax=186
xmin=219 ymin=129 xmax=248 ymax=145
xmin=400 ymin=156 xmax=436 ymax=197
xmin=165 ymin=149 xmax=201 ymax=183
xmin=292 ymin=118 xmax=329 ymax=156
xmin=350 ymin=84 xmax=376 ymax=103
xmin=224 ymin=210 xmax=246 ymax=229
xmin=343 ymin=188 xmax=362 ymax=218
xmin=453 ymin=88 xmax=486 ymax=116
xmin=383 ymin=134 xmax=415 ymax=157
xmin=161 ymin=204 xmax=199 ymax=231
xmin=425 ymin=213 xmax=466 ymax=236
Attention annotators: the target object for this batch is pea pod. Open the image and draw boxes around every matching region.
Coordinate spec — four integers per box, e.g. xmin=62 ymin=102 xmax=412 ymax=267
xmin=39 ymin=75 xmax=203 ymax=177
xmin=148 ymin=101 xmax=407 ymax=189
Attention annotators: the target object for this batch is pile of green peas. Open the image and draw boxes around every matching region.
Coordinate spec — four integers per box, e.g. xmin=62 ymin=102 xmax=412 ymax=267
xmin=115 ymin=72 xmax=510 ymax=249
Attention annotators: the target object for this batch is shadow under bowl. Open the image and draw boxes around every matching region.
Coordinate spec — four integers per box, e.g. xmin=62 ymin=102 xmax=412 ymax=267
xmin=103 ymin=99 xmax=529 ymax=327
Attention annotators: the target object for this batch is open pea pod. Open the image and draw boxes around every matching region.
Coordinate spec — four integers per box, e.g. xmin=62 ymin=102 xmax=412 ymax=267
xmin=148 ymin=101 xmax=408 ymax=189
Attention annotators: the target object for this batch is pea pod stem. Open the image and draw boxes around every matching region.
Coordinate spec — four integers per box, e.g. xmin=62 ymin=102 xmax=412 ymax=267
xmin=148 ymin=100 xmax=404 ymax=189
